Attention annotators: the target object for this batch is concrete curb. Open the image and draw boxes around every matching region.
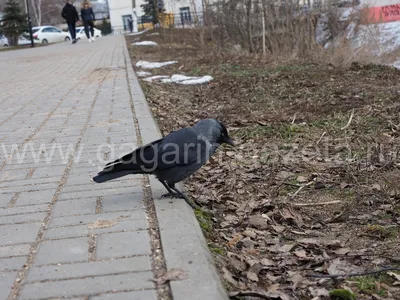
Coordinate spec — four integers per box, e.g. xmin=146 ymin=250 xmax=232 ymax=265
xmin=123 ymin=43 xmax=229 ymax=300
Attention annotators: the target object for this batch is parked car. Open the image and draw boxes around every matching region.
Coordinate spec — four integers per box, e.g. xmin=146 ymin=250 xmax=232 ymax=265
xmin=0 ymin=34 xmax=9 ymax=47
xmin=30 ymin=26 xmax=71 ymax=44
xmin=74 ymin=26 xmax=102 ymax=40
xmin=18 ymin=35 xmax=35 ymax=46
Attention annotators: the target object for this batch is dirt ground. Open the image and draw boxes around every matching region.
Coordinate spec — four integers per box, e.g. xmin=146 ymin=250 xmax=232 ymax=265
xmin=126 ymin=29 xmax=400 ymax=300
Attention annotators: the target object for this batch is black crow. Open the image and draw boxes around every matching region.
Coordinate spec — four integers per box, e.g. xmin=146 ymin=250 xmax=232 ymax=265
xmin=92 ymin=119 xmax=235 ymax=208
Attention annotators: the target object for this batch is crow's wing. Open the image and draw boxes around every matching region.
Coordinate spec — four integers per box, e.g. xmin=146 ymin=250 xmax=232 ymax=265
xmin=104 ymin=138 xmax=164 ymax=170
xmin=102 ymin=127 xmax=212 ymax=173
xmin=154 ymin=127 xmax=212 ymax=171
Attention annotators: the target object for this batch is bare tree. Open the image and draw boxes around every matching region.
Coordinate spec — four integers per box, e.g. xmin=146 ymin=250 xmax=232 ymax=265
xmin=31 ymin=0 xmax=42 ymax=26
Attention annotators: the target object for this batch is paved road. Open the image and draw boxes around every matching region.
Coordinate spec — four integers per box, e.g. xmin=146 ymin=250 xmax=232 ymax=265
xmin=0 ymin=36 xmax=228 ymax=300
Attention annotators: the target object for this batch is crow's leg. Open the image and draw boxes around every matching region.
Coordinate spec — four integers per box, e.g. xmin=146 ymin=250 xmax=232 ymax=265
xmin=160 ymin=181 xmax=181 ymax=199
xmin=159 ymin=180 xmax=173 ymax=194
xmin=169 ymin=185 xmax=197 ymax=209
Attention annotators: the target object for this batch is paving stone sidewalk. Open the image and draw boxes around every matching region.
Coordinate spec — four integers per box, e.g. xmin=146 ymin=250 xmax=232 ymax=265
xmin=0 ymin=36 xmax=227 ymax=300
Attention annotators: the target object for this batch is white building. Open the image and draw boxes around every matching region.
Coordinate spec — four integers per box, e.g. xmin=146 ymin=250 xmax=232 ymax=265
xmin=163 ymin=0 xmax=203 ymax=15
xmin=108 ymin=0 xmax=137 ymax=33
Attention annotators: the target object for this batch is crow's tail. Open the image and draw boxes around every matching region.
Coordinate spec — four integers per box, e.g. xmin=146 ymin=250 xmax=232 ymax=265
xmin=93 ymin=138 xmax=163 ymax=184
xmin=92 ymin=162 xmax=144 ymax=183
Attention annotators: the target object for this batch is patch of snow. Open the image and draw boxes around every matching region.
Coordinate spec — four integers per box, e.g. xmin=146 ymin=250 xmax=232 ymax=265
xmin=162 ymin=74 xmax=213 ymax=85
xmin=143 ymin=75 xmax=170 ymax=82
xmin=136 ymin=71 xmax=152 ymax=77
xmin=132 ymin=41 xmax=158 ymax=46
xmin=345 ymin=22 xmax=357 ymax=40
xmin=179 ymin=76 xmax=214 ymax=85
xmin=136 ymin=60 xmax=178 ymax=69
xmin=352 ymin=21 xmax=400 ymax=55
xmin=142 ymin=73 xmax=214 ymax=85
xmin=161 ymin=74 xmax=200 ymax=83
xmin=392 ymin=60 xmax=400 ymax=69
xmin=315 ymin=13 xmax=332 ymax=45
xmin=126 ymin=29 xmax=150 ymax=36
xmin=339 ymin=6 xmax=358 ymax=22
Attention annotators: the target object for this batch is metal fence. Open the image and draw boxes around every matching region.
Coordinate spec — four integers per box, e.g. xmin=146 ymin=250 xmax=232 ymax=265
xmin=137 ymin=12 xmax=205 ymax=30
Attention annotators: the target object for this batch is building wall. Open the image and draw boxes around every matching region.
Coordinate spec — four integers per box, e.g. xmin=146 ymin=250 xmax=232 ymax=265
xmin=108 ymin=0 xmax=133 ymax=33
xmin=163 ymin=0 xmax=203 ymax=15
xmin=132 ymin=0 xmax=147 ymax=17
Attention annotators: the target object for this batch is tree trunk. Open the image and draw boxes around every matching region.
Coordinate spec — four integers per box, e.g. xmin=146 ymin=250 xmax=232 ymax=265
xmin=246 ymin=0 xmax=253 ymax=53
xmin=31 ymin=0 xmax=42 ymax=26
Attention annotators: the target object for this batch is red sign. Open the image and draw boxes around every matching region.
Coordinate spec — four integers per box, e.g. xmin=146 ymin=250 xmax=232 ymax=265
xmin=367 ymin=4 xmax=400 ymax=23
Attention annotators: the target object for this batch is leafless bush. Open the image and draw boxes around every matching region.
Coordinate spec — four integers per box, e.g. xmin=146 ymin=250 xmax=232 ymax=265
xmin=160 ymin=0 xmax=397 ymax=66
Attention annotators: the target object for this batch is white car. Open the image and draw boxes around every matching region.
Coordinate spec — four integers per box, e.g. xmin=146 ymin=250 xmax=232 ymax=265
xmin=75 ymin=26 xmax=102 ymax=40
xmin=31 ymin=26 xmax=71 ymax=44
xmin=0 ymin=34 xmax=9 ymax=47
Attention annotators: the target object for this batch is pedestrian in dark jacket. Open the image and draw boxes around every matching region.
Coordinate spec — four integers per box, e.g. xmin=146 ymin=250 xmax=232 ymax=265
xmin=80 ymin=0 xmax=96 ymax=42
xmin=61 ymin=0 xmax=79 ymax=44
xmin=128 ymin=18 xmax=133 ymax=33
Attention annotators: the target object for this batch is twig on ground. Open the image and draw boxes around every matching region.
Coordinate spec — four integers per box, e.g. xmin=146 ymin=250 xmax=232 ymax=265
xmin=341 ymin=109 xmax=355 ymax=130
xmin=292 ymin=200 xmax=342 ymax=207
xmin=291 ymin=113 xmax=297 ymax=124
xmin=229 ymin=290 xmax=288 ymax=300
xmin=307 ymin=267 xmax=400 ymax=279
xmin=317 ymin=131 xmax=326 ymax=144
xmin=290 ymin=181 xmax=313 ymax=200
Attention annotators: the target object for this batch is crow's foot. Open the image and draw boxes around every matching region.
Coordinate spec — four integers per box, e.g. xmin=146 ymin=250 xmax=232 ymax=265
xmin=161 ymin=192 xmax=197 ymax=209
xmin=161 ymin=192 xmax=182 ymax=199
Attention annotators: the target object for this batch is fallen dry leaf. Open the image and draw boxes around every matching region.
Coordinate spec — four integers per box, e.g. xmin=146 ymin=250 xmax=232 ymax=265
xmin=247 ymin=271 xmax=259 ymax=282
xmin=87 ymin=220 xmax=117 ymax=229
xmin=388 ymin=271 xmax=400 ymax=285
xmin=334 ymin=247 xmax=351 ymax=255
xmin=153 ymin=268 xmax=188 ymax=285
xmin=294 ymin=249 xmax=308 ymax=258
xmin=227 ymin=234 xmax=243 ymax=247
xmin=222 ymin=267 xmax=238 ymax=288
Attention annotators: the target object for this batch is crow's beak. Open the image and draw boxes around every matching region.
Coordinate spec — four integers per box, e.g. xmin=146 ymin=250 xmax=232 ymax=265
xmin=223 ymin=136 xmax=235 ymax=147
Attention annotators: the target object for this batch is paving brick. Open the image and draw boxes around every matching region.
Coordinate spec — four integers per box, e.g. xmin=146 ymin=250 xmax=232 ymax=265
xmin=44 ymin=219 xmax=147 ymax=240
xmin=1 ymin=182 xmax=59 ymax=194
xmin=34 ymin=237 xmax=88 ymax=266
xmin=0 ymin=194 xmax=13 ymax=208
xmin=0 ymin=178 xmax=60 ymax=189
xmin=52 ymin=198 xmax=96 ymax=217
xmin=30 ymin=167 xmax=65 ymax=179
xmin=91 ymin=290 xmax=157 ymax=300
xmin=102 ymin=193 xmax=145 ymax=212
xmin=27 ymin=256 xmax=151 ymax=282
xmin=19 ymin=272 xmax=155 ymax=299
xmin=0 ymin=244 xmax=31 ymax=258
xmin=48 ymin=211 xmax=146 ymax=228
xmin=0 ymin=212 xmax=46 ymax=226
xmin=0 ymin=204 xmax=48 ymax=217
xmin=14 ymin=190 xmax=54 ymax=206
xmin=0 ymin=256 xmax=27 ymax=271
xmin=96 ymin=231 xmax=151 ymax=259
xmin=58 ymin=186 xmax=142 ymax=200
xmin=0 ymin=170 xmax=29 ymax=181
xmin=0 ymin=272 xmax=17 ymax=299
xmin=0 ymin=223 xmax=41 ymax=246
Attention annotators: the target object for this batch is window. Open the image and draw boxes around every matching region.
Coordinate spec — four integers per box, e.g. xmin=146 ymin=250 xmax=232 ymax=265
xmin=49 ymin=27 xmax=61 ymax=33
xmin=42 ymin=27 xmax=52 ymax=33
xmin=179 ymin=7 xmax=191 ymax=23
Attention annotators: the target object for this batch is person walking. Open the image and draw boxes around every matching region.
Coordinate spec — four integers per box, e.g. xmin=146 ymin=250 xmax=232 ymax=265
xmin=80 ymin=0 xmax=96 ymax=42
xmin=128 ymin=18 xmax=133 ymax=33
xmin=61 ymin=0 xmax=79 ymax=44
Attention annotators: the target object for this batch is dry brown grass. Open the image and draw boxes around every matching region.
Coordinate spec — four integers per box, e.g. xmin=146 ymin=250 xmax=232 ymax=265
xmin=126 ymin=19 xmax=400 ymax=299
